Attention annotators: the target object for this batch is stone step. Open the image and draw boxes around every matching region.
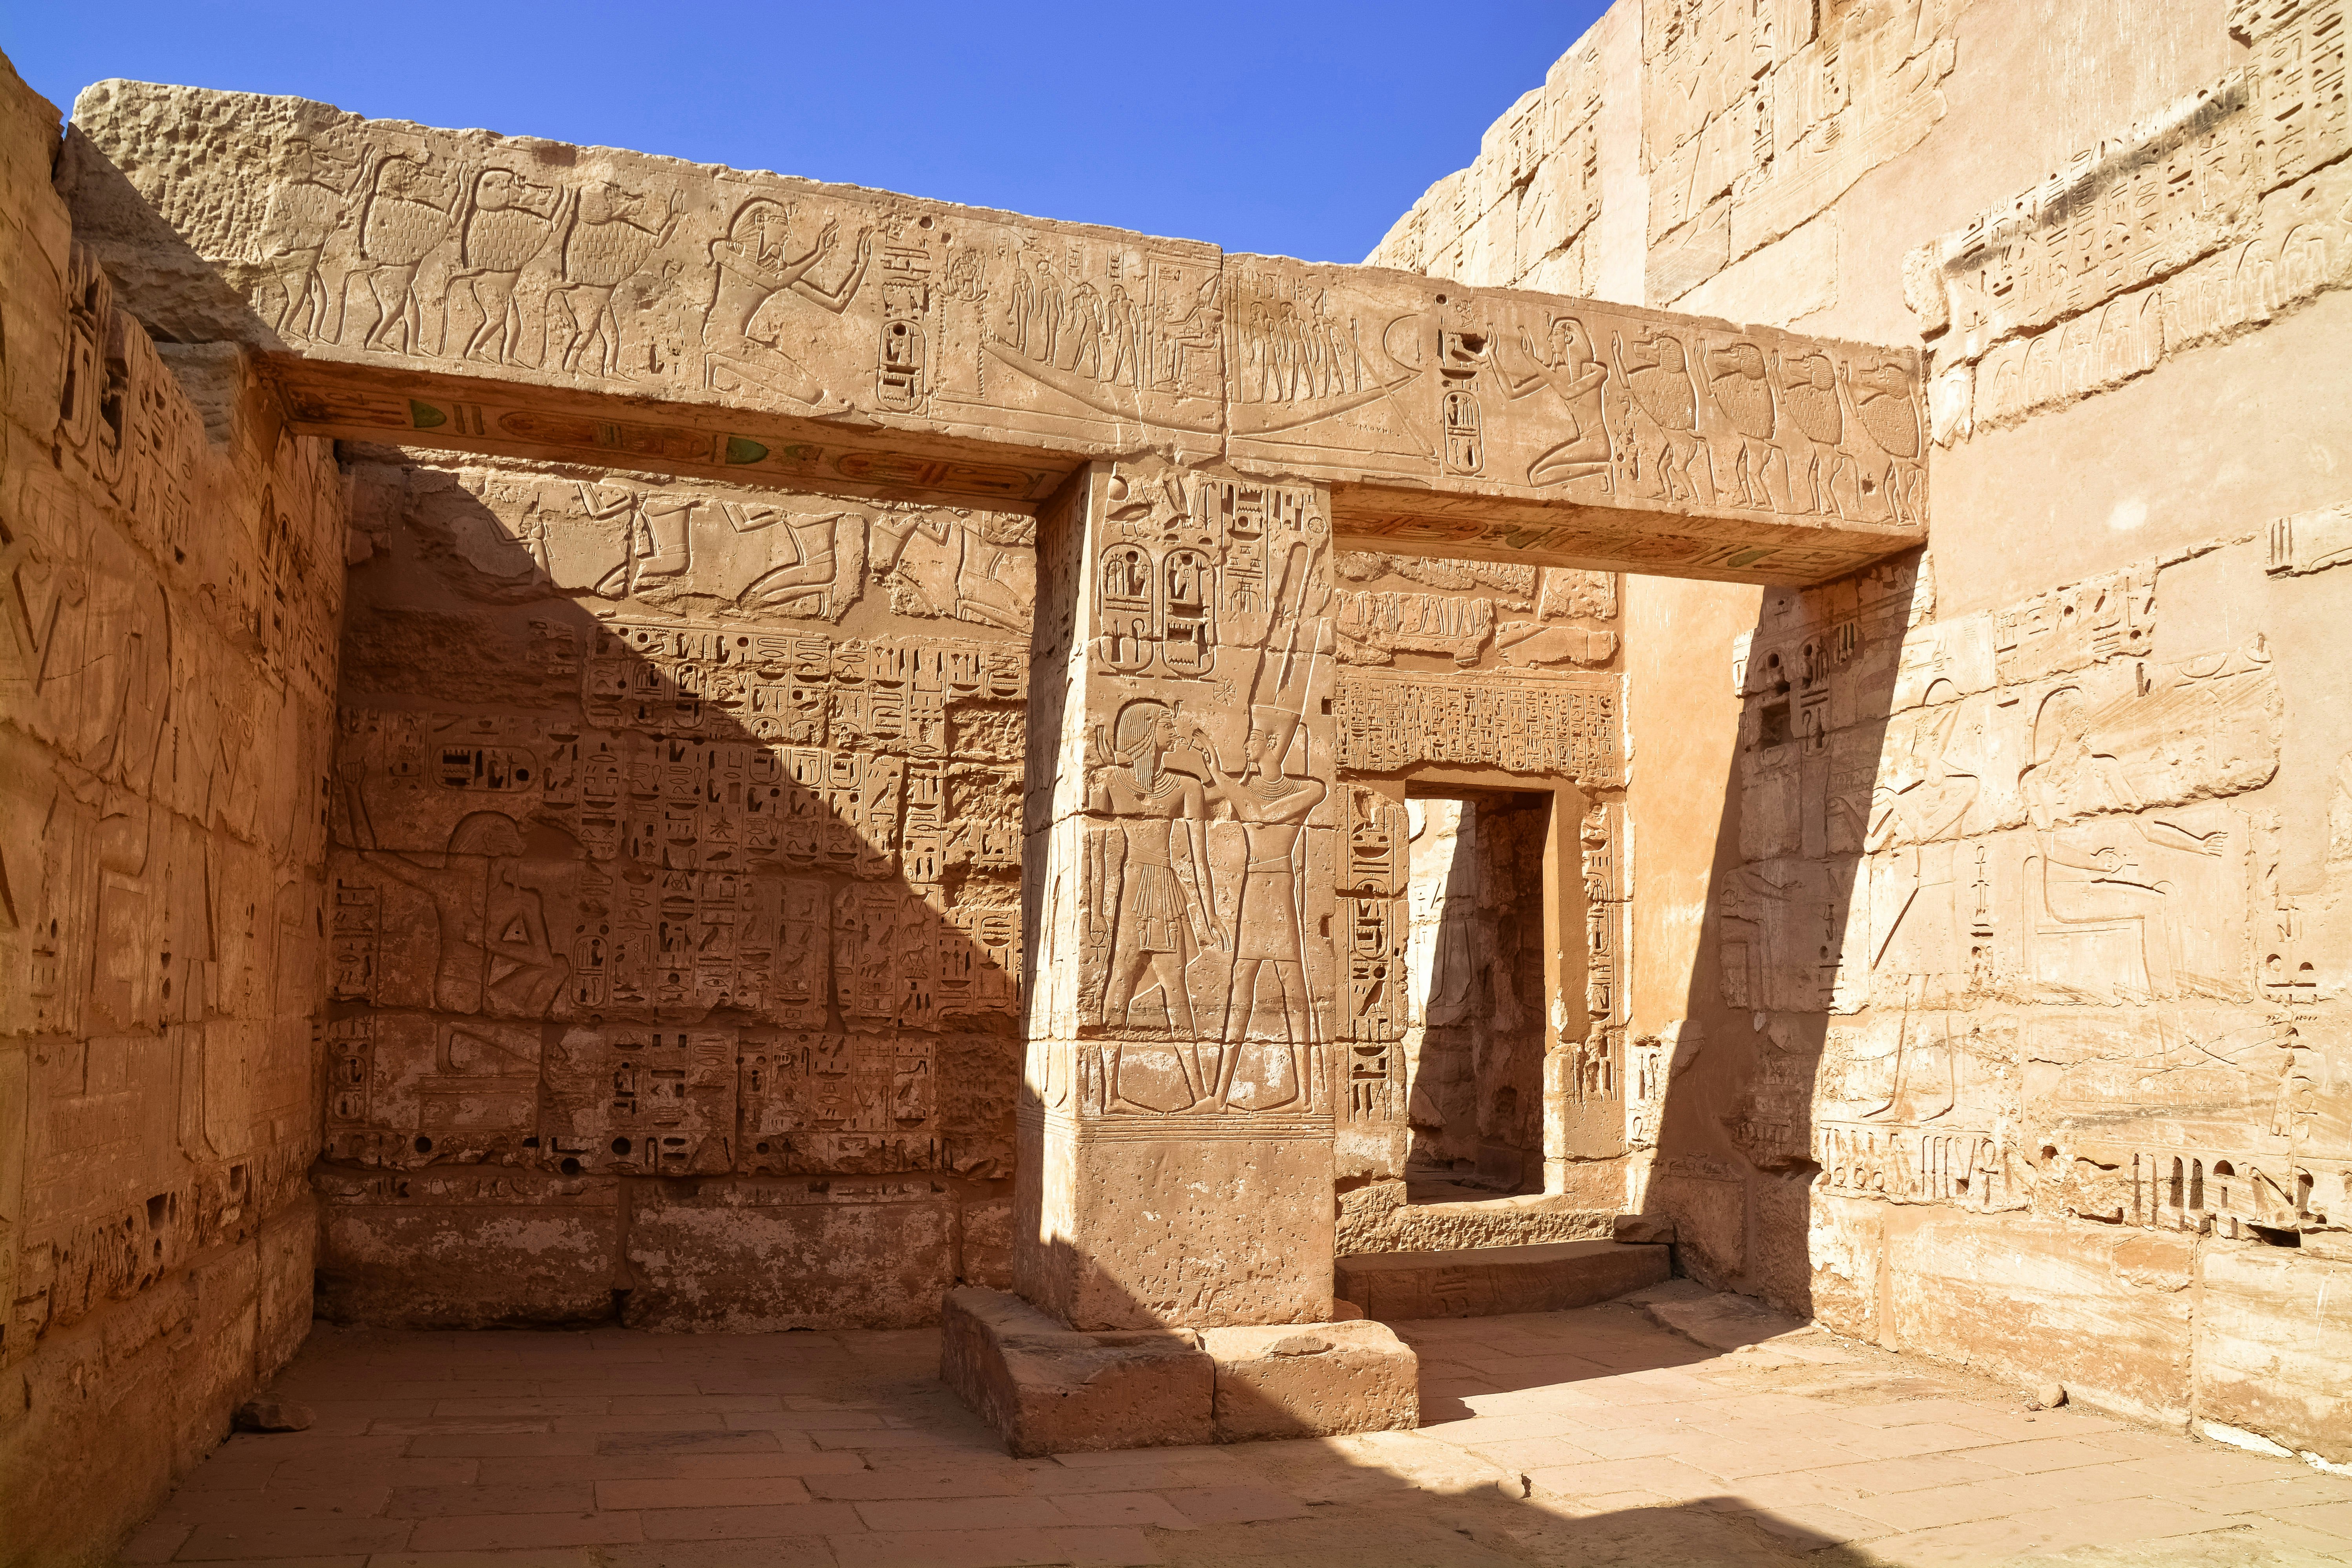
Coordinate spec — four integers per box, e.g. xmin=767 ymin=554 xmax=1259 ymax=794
xmin=1336 ymin=1239 xmax=1672 ymax=1320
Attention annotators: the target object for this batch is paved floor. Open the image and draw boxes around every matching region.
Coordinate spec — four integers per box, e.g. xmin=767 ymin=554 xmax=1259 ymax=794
xmin=119 ymin=1290 xmax=2352 ymax=1568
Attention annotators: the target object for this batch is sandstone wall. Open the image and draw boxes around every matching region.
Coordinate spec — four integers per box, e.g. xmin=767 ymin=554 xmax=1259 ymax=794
xmin=1377 ymin=0 xmax=2352 ymax=1460
xmin=317 ymin=450 xmax=1030 ymax=1327
xmin=0 ymin=58 xmax=347 ymax=1568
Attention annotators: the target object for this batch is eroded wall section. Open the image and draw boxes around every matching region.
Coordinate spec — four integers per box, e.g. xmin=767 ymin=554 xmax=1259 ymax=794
xmin=0 ymin=61 xmax=347 ymax=1568
xmin=318 ymin=449 xmax=1028 ymax=1327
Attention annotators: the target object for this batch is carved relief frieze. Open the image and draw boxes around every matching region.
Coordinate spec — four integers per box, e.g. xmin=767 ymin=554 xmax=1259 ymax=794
xmin=1643 ymin=0 xmax=1961 ymax=298
xmin=1720 ymin=533 xmax=2346 ymax=1248
xmin=321 ymin=450 xmax=1028 ymax=1180
xmin=1060 ymin=465 xmax=1339 ymax=1136
xmin=1912 ymin=1 xmax=2352 ymax=440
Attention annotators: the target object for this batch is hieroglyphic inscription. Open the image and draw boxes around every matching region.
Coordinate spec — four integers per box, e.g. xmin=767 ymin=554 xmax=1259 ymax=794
xmin=326 ymin=473 xmax=1029 ymax=1181
xmin=1914 ymin=2 xmax=2352 ymax=440
xmin=1335 ymin=669 xmax=1622 ymax=785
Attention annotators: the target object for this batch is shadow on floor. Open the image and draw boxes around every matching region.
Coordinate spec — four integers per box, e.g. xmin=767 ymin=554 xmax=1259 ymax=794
xmin=112 ymin=1300 xmax=2351 ymax=1568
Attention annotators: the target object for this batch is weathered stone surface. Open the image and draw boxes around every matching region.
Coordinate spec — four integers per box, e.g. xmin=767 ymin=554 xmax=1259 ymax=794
xmin=60 ymin=83 xmax=1931 ymax=588
xmin=2196 ymin=1247 xmax=2352 ymax=1465
xmin=315 ymin=1170 xmax=620 ymax=1327
xmin=940 ymin=1286 xmax=1214 ymax=1457
xmin=1337 ymin=1180 xmax=1615 ymax=1253
xmin=1335 ymin=1239 xmax=1669 ymax=1319
xmin=623 ymin=1180 xmax=958 ymax=1330
xmin=1201 ymin=1320 xmax=1419 ymax=1440
xmin=1886 ymin=1214 xmax=2195 ymax=1426
xmin=0 ymin=50 xmax=341 ymax=1568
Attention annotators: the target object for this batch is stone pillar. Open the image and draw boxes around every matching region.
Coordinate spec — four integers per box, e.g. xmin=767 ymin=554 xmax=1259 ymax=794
xmin=945 ymin=457 xmax=1415 ymax=1450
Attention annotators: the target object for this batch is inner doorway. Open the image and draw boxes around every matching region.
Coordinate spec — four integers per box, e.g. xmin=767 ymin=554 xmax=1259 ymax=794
xmin=1401 ymin=787 xmax=1556 ymax=1197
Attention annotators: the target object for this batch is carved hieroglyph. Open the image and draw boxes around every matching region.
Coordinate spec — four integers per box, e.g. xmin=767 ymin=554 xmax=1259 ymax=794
xmin=1016 ymin=460 xmax=1344 ymax=1328
xmin=1909 ymin=0 xmax=2352 ymax=441
xmin=327 ymin=456 xmax=1030 ymax=1201
xmin=1720 ymin=535 xmax=2352 ymax=1255
xmin=62 ymin=80 xmax=1930 ymax=586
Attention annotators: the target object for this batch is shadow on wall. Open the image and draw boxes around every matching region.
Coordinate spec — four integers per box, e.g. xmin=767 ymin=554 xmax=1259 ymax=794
xmin=1637 ymin=536 xmax=2352 ymax=1432
xmin=1637 ymin=553 xmax=2016 ymax=1325
xmin=315 ymin=454 xmax=1035 ymax=1333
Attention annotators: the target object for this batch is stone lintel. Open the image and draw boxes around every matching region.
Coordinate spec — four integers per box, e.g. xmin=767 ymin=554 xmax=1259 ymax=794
xmin=64 ymin=78 xmax=1929 ymax=586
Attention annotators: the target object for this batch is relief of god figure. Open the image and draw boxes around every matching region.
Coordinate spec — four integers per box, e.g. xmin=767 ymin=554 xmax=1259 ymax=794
xmin=1086 ymin=699 xmax=1222 ymax=1111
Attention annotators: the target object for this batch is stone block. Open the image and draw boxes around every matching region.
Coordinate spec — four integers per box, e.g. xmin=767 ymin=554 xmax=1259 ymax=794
xmin=940 ymin=1287 xmax=1214 ymax=1457
xmin=625 ymin=1181 xmax=956 ymax=1331
xmin=2195 ymin=1246 xmax=2352 ymax=1465
xmin=1338 ymin=1179 xmax=1615 ymax=1254
xmin=1335 ymin=1239 xmax=1670 ymax=1320
xmin=1805 ymin=1192 xmax=1885 ymax=1343
xmin=1201 ymin=1321 xmax=1418 ymax=1441
xmin=1886 ymin=1213 xmax=2192 ymax=1426
xmin=1647 ymin=1169 xmax=1747 ymax=1285
xmin=255 ymin=1194 xmax=317 ymax=1378
xmin=316 ymin=1170 xmax=621 ymax=1327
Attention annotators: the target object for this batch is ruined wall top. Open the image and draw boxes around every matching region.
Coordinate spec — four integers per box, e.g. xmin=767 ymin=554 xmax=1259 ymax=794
xmin=62 ymin=79 xmax=1927 ymax=586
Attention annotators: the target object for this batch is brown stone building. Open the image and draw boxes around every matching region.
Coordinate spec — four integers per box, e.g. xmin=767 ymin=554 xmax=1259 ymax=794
xmin=0 ymin=0 xmax=2345 ymax=1559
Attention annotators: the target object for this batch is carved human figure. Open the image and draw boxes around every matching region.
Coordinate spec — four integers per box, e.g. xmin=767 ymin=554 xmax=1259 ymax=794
xmin=702 ymin=199 xmax=874 ymax=410
xmin=1061 ymin=280 xmax=1104 ymax=379
xmin=1157 ymin=274 xmax=1223 ymax=393
xmin=350 ymin=811 xmax=568 ymax=1017
xmin=1086 ymin=701 xmax=1222 ymax=1107
xmin=1498 ymin=314 xmax=1613 ymax=487
xmin=1866 ymin=701 xmax=1980 ymax=1001
xmin=1104 ymin=282 xmax=1143 ymax=389
xmin=549 ymin=181 xmax=685 ymax=378
xmin=577 ymin=482 xmax=694 ymax=595
xmin=2020 ymin=686 xmax=2231 ymax=996
xmin=870 ymin=510 xmax=1032 ymax=630
xmin=718 ymin=501 xmax=847 ymax=615
xmin=1186 ymin=688 xmax=1328 ymax=1111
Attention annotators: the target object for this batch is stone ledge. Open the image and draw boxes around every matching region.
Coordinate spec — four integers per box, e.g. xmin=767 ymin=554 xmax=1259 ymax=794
xmin=942 ymin=1288 xmax=1417 ymax=1454
xmin=1200 ymin=1321 xmax=1418 ymax=1441
xmin=941 ymin=1287 xmax=1213 ymax=1457
xmin=1336 ymin=1238 xmax=1671 ymax=1320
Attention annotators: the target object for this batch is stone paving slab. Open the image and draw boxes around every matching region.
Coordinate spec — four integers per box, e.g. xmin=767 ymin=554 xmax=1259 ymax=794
xmin=115 ymin=1300 xmax=2352 ymax=1567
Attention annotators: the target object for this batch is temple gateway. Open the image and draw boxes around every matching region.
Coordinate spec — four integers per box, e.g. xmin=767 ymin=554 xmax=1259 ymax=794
xmin=2 ymin=0 xmax=2348 ymax=1558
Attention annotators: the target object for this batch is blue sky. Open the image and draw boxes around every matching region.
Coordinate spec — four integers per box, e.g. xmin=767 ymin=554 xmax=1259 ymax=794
xmin=5 ymin=2 xmax=1606 ymax=264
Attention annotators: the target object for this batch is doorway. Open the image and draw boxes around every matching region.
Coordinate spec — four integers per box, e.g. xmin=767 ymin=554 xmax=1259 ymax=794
xmin=1400 ymin=787 xmax=1556 ymax=1197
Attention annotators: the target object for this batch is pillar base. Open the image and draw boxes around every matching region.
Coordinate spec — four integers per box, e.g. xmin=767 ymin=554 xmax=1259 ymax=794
xmin=941 ymin=1288 xmax=1417 ymax=1456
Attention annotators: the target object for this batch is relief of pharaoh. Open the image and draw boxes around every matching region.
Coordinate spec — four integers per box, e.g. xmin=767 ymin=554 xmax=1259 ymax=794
xmin=1086 ymin=699 xmax=1222 ymax=1111
xmin=1496 ymin=313 xmax=1612 ymax=488
xmin=702 ymin=197 xmax=874 ymax=412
